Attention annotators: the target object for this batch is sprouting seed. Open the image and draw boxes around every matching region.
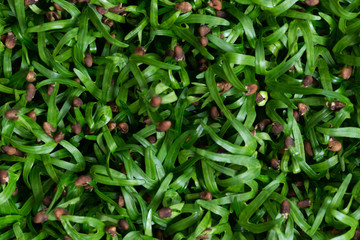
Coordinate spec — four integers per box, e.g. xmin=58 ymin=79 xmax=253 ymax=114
xmin=174 ymin=2 xmax=192 ymax=13
xmin=134 ymin=46 xmax=145 ymax=56
xmin=26 ymin=83 xmax=36 ymax=102
xmin=272 ymin=122 xmax=284 ymax=135
xmin=328 ymin=137 xmax=342 ymax=152
xmin=109 ymin=3 xmax=125 ymax=14
xmin=5 ymin=109 xmax=20 ymax=121
xmin=74 ymin=175 xmax=92 ymax=190
xmin=210 ymin=106 xmax=219 ymax=121
xmin=199 ymin=26 xmax=211 ymax=37
xmin=156 ymin=121 xmax=172 ymax=132
xmin=118 ymin=122 xmax=129 ymax=134
xmin=297 ymin=103 xmax=309 ymax=116
xmin=26 ymin=71 xmax=36 ymax=82
xmin=118 ymin=219 xmax=129 ymax=230
xmin=5 ymin=32 xmax=17 ymax=49
xmin=96 ymin=5 xmax=108 ymax=15
xmin=199 ymin=191 xmax=213 ymax=201
xmin=54 ymin=208 xmax=69 ymax=221
xmin=174 ymin=45 xmax=185 ymax=61
xmin=158 ymin=207 xmax=172 ymax=218
xmin=71 ymin=122 xmax=82 ymax=135
xmin=33 ymin=209 xmax=49 ymax=224
xmin=43 ymin=122 xmax=56 ymax=137
xmin=244 ymin=84 xmax=258 ymax=96
xmin=84 ymin=53 xmax=93 ymax=67
xmin=150 ymin=96 xmax=162 ymax=107
xmin=102 ymin=16 xmax=114 ymax=27
xmin=329 ymin=100 xmax=346 ymax=111
xmin=270 ymin=158 xmax=280 ymax=170
xmin=280 ymin=200 xmax=290 ymax=219
xmin=106 ymin=226 xmax=117 ymax=237
xmin=217 ymin=81 xmax=233 ymax=95
xmin=297 ymin=198 xmax=311 ymax=209
xmin=0 ymin=169 xmax=9 ymax=184
xmin=107 ymin=121 xmax=117 ymax=131
xmin=46 ymin=11 xmax=61 ymax=22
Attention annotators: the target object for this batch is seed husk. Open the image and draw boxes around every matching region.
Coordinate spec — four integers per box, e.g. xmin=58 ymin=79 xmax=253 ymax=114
xmin=71 ymin=122 xmax=82 ymax=135
xmin=54 ymin=208 xmax=69 ymax=221
xmin=158 ymin=207 xmax=172 ymax=218
xmin=329 ymin=100 xmax=346 ymax=111
xmin=297 ymin=198 xmax=311 ymax=209
xmin=270 ymin=158 xmax=280 ymax=170
xmin=272 ymin=122 xmax=284 ymax=135
xmin=24 ymin=0 xmax=38 ymax=5
xmin=47 ymin=83 xmax=55 ymax=96
xmin=26 ymin=71 xmax=36 ymax=82
xmin=280 ymin=200 xmax=290 ymax=219
xmin=150 ymin=96 xmax=162 ymax=107
xmin=340 ymin=66 xmax=352 ymax=79
xmin=156 ymin=121 xmax=172 ymax=132
xmin=244 ymin=84 xmax=258 ymax=96
xmin=96 ymin=5 xmax=108 ymax=15
xmin=5 ymin=32 xmax=17 ymax=49
xmin=255 ymin=119 xmax=271 ymax=131
xmin=304 ymin=140 xmax=314 ymax=157
xmin=102 ymin=16 xmax=114 ymax=27
xmin=33 ymin=209 xmax=48 ymax=224
xmin=208 ymin=0 xmax=222 ymax=10
xmin=210 ymin=106 xmax=219 ymax=121
xmin=74 ymin=175 xmax=92 ymax=190
xmin=0 ymin=169 xmax=9 ymax=184
xmin=134 ymin=46 xmax=145 ymax=56
xmin=328 ymin=137 xmax=342 ymax=152
xmin=54 ymin=3 xmax=64 ymax=11
xmin=216 ymin=81 xmax=233 ymax=95
xmin=5 ymin=109 xmax=20 ymax=121
xmin=174 ymin=2 xmax=192 ymax=13
xmin=255 ymin=93 xmax=264 ymax=103
xmin=118 ymin=194 xmax=125 ymax=207
xmin=199 ymin=26 xmax=211 ymax=37
xmin=293 ymin=110 xmax=300 ymax=122
xmin=174 ymin=45 xmax=185 ymax=61
xmin=199 ymin=37 xmax=209 ymax=46
xmin=43 ymin=122 xmax=56 ymax=137
xmin=26 ymin=83 xmax=36 ymax=102
xmin=302 ymin=75 xmax=313 ymax=87
xmin=46 ymin=11 xmax=61 ymax=22
xmin=298 ymin=103 xmax=309 ymax=116
xmin=118 ymin=219 xmax=129 ymax=230
xmin=305 ymin=0 xmax=319 ymax=6
xmin=109 ymin=3 xmax=125 ymax=14
xmin=72 ymin=97 xmax=83 ymax=108
xmin=54 ymin=131 xmax=65 ymax=143
xmin=2 ymin=145 xmax=17 ymax=156
xmin=107 ymin=121 xmax=116 ymax=131
xmin=215 ymin=10 xmax=226 ymax=18
xmin=284 ymin=136 xmax=294 ymax=150
xmin=84 ymin=53 xmax=93 ymax=67
xmin=106 ymin=226 xmax=117 ymax=237
xmin=147 ymin=135 xmax=157 ymax=144
xmin=42 ymin=196 xmax=53 ymax=207
xmin=199 ymin=191 xmax=213 ymax=201
xmin=118 ymin=122 xmax=129 ymax=134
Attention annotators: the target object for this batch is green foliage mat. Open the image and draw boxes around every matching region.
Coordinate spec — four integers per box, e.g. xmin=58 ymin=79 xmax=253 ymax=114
xmin=1 ymin=0 xmax=360 ymax=239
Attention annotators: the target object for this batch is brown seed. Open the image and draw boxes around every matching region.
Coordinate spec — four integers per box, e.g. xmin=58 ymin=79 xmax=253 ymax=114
xmin=42 ymin=196 xmax=53 ymax=207
xmin=328 ymin=137 xmax=342 ymax=152
xmin=215 ymin=10 xmax=226 ymax=18
xmin=106 ymin=226 xmax=117 ymax=237
xmin=64 ymin=236 xmax=73 ymax=240
xmin=26 ymin=83 xmax=36 ymax=102
xmin=208 ymin=0 xmax=222 ymax=10
xmin=144 ymin=116 xmax=152 ymax=125
xmin=297 ymin=103 xmax=309 ymax=116
xmin=118 ymin=194 xmax=125 ymax=207
xmin=96 ymin=5 xmax=108 ymax=15
xmin=210 ymin=106 xmax=219 ymax=121
xmin=72 ymin=97 xmax=83 ymax=108
xmin=151 ymin=96 xmax=162 ymax=107
xmin=54 ymin=131 xmax=65 ymax=143
xmin=199 ymin=191 xmax=212 ymax=201
xmin=46 ymin=11 xmax=61 ymax=22
xmin=84 ymin=53 xmax=93 ymax=67
xmin=353 ymin=230 xmax=360 ymax=240
xmin=5 ymin=109 xmax=20 ymax=121
xmin=304 ymin=140 xmax=313 ymax=157
xmin=134 ymin=46 xmax=146 ymax=56
xmin=107 ymin=121 xmax=116 ymax=131
xmin=293 ymin=110 xmax=300 ymax=122
xmin=118 ymin=219 xmax=129 ymax=230
xmin=118 ymin=122 xmax=129 ymax=134
xmin=71 ymin=122 xmax=82 ymax=135
xmin=199 ymin=26 xmax=211 ymax=37
xmin=244 ymin=84 xmax=258 ymax=96
xmin=26 ymin=71 xmax=36 ymax=82
xmin=158 ymin=207 xmax=172 ymax=218
xmin=255 ymin=93 xmax=264 ymax=103
xmin=43 ymin=122 xmax=56 ymax=137
xmin=174 ymin=45 xmax=185 ymax=61
xmin=24 ymin=0 xmax=38 ymax=5
xmin=330 ymin=100 xmax=346 ymax=111
xmin=157 ymin=121 xmax=172 ymax=132
xmin=0 ymin=169 xmax=9 ymax=184
xmin=280 ymin=200 xmax=290 ymax=219
xmin=174 ymin=2 xmax=192 ymax=13
xmin=297 ymin=198 xmax=311 ymax=208
xmin=74 ymin=78 xmax=81 ymax=84
xmin=54 ymin=3 xmax=64 ymax=11
xmin=33 ymin=209 xmax=48 ymax=224
xmin=12 ymin=187 xmax=19 ymax=197
xmin=47 ymin=83 xmax=55 ymax=96
xmin=255 ymin=119 xmax=271 ymax=131
xmin=215 ymin=81 xmax=233 ymax=95
xmin=102 ymin=16 xmax=114 ymax=27
xmin=199 ymin=37 xmax=208 ymax=46
xmin=54 ymin=208 xmax=69 ymax=221
xmin=340 ymin=66 xmax=352 ymax=79
xmin=5 ymin=32 xmax=17 ymax=49
xmin=109 ymin=3 xmax=126 ymax=14
xmin=2 ymin=146 xmax=16 ymax=156
xmin=270 ymin=158 xmax=280 ymax=170
xmin=74 ymin=175 xmax=92 ymax=187
xmin=302 ymin=75 xmax=313 ymax=87
xmin=284 ymin=136 xmax=294 ymax=150
xmin=272 ymin=122 xmax=284 ymax=135
xmin=147 ymin=135 xmax=157 ymax=144
xmin=108 ymin=102 xmax=119 ymax=112
xmin=305 ymin=0 xmax=319 ymax=6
